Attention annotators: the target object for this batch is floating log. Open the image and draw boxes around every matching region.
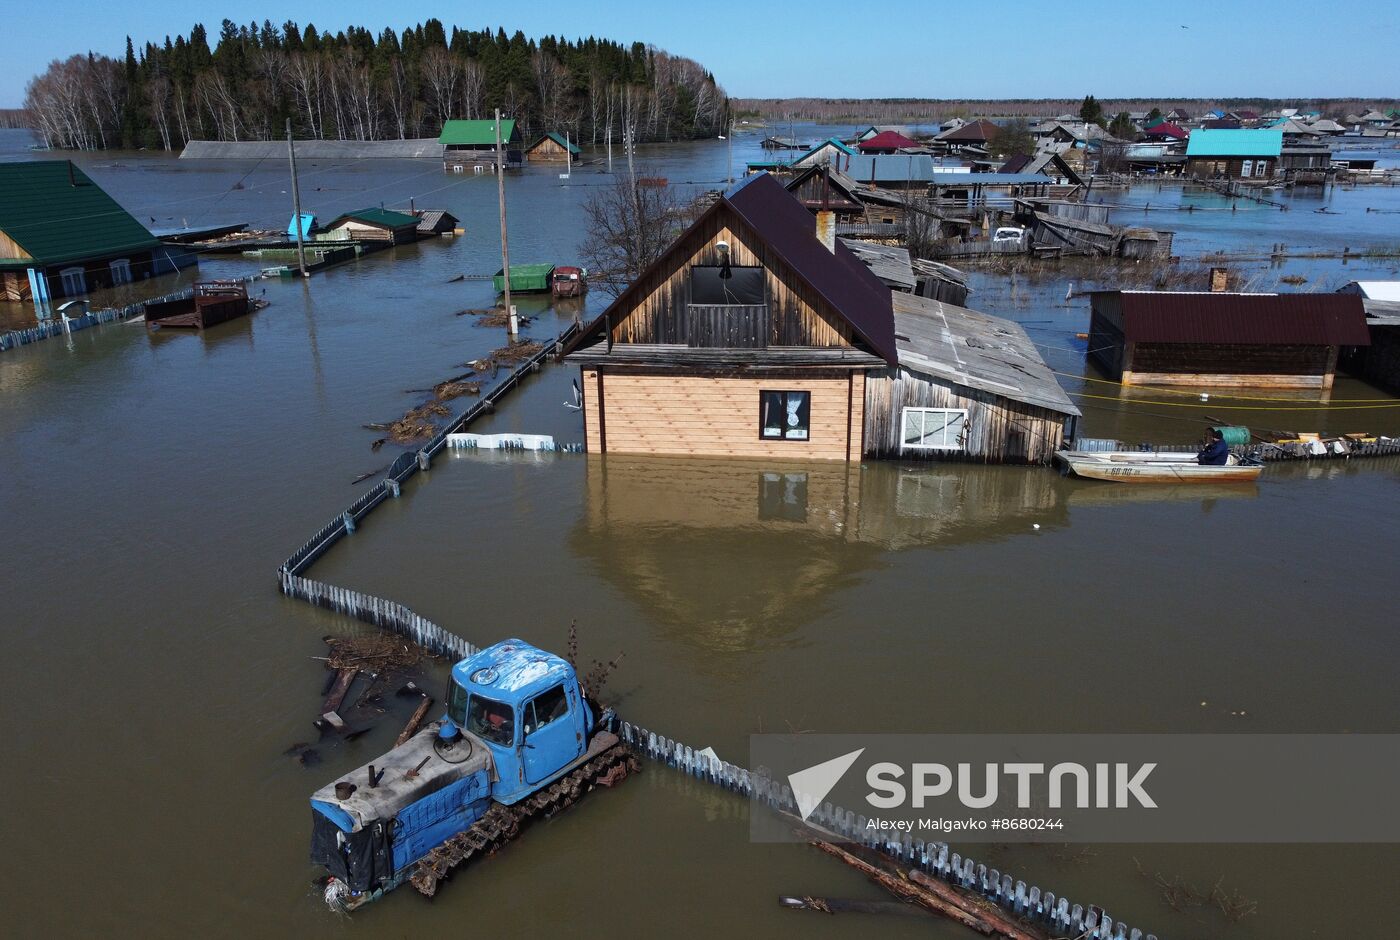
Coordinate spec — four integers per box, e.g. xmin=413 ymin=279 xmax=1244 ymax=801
xmin=779 ymin=895 xmax=928 ymax=917
xmin=321 ymin=668 xmax=357 ymax=717
xmin=809 ymin=840 xmax=995 ymax=936
xmin=396 ymin=696 xmax=435 ymax=747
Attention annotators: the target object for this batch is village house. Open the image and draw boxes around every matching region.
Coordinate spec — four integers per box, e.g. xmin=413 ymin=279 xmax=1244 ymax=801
xmin=857 ymin=130 xmax=920 ymax=154
xmin=323 ymin=208 xmax=421 ymax=244
xmin=1184 ymin=129 xmax=1284 ymax=179
xmin=790 ymin=138 xmax=856 ymax=171
xmin=524 ymin=132 xmax=580 ymax=163
xmin=561 ymin=173 xmax=892 ymax=461
xmin=932 ymin=119 xmax=1000 ymax=154
xmin=411 ymin=209 xmax=461 ymax=237
xmin=0 ymin=160 xmax=191 ymax=303
xmin=440 ymin=118 xmax=521 ymax=170
xmin=561 ymin=172 xmax=1075 ymax=464
xmin=1087 ymin=290 xmax=1370 ymax=389
xmin=783 ymin=165 xmax=867 ymax=220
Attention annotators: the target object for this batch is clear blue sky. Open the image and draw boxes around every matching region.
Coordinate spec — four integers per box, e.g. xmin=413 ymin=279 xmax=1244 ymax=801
xmin=4 ymin=0 xmax=1396 ymax=108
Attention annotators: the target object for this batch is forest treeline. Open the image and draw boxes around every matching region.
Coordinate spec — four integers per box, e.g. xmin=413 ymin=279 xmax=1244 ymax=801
xmin=23 ymin=20 xmax=729 ymax=150
xmin=735 ymin=97 xmax=1393 ymax=122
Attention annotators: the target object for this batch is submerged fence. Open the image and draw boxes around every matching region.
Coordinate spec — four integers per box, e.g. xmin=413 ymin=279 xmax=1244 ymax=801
xmin=0 ymin=278 xmax=255 ymax=353
xmin=273 ymin=319 xmax=1157 ymax=938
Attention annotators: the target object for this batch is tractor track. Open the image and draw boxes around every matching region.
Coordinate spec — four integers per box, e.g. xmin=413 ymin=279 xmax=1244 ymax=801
xmin=409 ymin=743 xmax=640 ymax=897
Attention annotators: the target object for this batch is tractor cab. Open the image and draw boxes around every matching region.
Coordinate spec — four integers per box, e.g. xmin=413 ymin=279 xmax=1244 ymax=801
xmin=446 ymin=639 xmax=593 ymax=805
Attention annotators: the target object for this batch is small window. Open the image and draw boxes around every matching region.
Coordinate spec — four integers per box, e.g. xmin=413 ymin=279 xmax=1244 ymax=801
xmin=109 ymin=259 xmax=132 ymax=285
xmin=901 ymin=407 xmax=968 ymax=452
xmin=524 ymin=684 xmax=569 ymax=736
xmin=760 ymin=390 xmax=810 ymax=441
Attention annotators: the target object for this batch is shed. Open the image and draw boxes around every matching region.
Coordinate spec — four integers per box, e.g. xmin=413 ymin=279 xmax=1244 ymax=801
xmin=324 ymin=208 xmax=421 ymax=244
xmin=1087 ymin=290 xmax=1369 ymax=389
xmin=413 ymin=209 xmax=459 ymax=236
xmin=526 ymin=132 xmax=581 ymax=162
xmin=0 ymin=160 xmax=172 ymax=302
xmin=839 ymin=238 xmax=916 ymax=292
xmin=863 ymin=293 xmax=1080 ymax=464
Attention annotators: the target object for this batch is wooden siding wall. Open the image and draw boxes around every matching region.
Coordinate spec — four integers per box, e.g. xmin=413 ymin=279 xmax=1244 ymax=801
xmin=581 ymin=369 xmax=863 ymax=461
xmin=0 ymin=228 xmax=31 ymax=261
xmin=608 ymin=211 xmax=856 ymax=349
xmin=863 ymin=367 xmax=1066 ymax=465
xmin=1125 ymin=342 xmax=1336 ymax=388
xmin=1087 ymin=309 xmax=1127 ymax=378
xmin=788 ymin=174 xmax=863 ymax=214
xmin=528 ymin=138 xmax=570 ymax=161
xmin=1342 ymin=327 xmax=1400 ymax=395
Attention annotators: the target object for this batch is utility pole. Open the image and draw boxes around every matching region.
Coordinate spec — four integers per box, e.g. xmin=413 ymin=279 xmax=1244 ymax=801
xmin=286 ymin=119 xmax=307 ymax=277
xmin=726 ymin=116 xmax=734 ymax=185
xmin=495 ymin=108 xmax=516 ymax=337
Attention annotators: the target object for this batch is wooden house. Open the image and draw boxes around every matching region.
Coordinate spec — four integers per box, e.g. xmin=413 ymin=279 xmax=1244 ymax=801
xmin=323 ymin=208 xmax=421 ymax=244
xmin=858 ymin=131 xmax=920 ymax=154
xmin=561 ymin=172 xmax=895 ymax=461
xmin=1087 ymin=290 xmax=1370 ymax=389
xmin=1185 ymin=129 xmax=1283 ymax=179
xmin=412 ymin=209 xmax=460 ymax=236
xmin=1338 ymin=282 xmax=1400 ymax=394
xmin=783 ymin=165 xmax=866 ymax=220
xmin=525 ymin=132 xmax=580 ymax=163
xmin=863 ymin=294 xmax=1080 ymax=464
xmin=0 ymin=160 xmax=181 ymax=303
xmin=440 ymin=118 xmax=520 ymax=170
xmin=791 ymin=138 xmax=856 ymax=170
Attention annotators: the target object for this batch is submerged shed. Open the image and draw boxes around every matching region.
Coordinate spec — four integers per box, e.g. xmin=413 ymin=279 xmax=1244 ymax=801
xmin=864 ymin=294 xmax=1080 ymax=464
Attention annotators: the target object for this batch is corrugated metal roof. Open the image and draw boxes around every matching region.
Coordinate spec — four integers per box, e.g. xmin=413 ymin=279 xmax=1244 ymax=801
xmin=439 ymin=119 xmax=515 ymax=146
xmin=1102 ymin=291 xmax=1369 ymax=345
xmin=891 ymin=293 xmax=1080 ymax=416
xmin=0 ymin=160 xmax=160 ymax=269
xmin=846 ymin=153 xmax=941 ymax=184
xmin=929 ymin=173 xmax=1052 ymax=185
xmin=936 ymin=119 xmax=999 ymax=142
xmin=563 ymin=173 xmax=897 ymax=364
xmin=1186 ymin=129 xmax=1283 ymax=157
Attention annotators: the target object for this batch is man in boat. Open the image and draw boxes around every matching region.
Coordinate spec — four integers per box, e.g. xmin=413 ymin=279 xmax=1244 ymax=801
xmin=1197 ymin=428 xmax=1230 ymax=466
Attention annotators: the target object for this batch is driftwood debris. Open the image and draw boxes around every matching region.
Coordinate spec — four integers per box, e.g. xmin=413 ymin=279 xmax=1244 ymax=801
xmin=779 ymin=895 xmax=928 ymax=917
xmin=810 ymin=840 xmax=1042 ymax=939
xmin=395 ymin=695 xmax=435 ymax=747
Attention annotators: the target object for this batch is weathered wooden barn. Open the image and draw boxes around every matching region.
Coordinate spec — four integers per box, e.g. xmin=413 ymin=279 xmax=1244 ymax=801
xmin=863 ymin=294 xmax=1080 ymax=464
xmin=525 ymin=132 xmax=580 ymax=163
xmin=783 ymin=165 xmax=866 ymax=220
xmin=0 ymin=160 xmax=185 ymax=302
xmin=323 ymin=208 xmax=421 ymax=244
xmin=1087 ymin=290 xmax=1370 ymax=389
xmin=561 ymin=172 xmax=895 ymax=461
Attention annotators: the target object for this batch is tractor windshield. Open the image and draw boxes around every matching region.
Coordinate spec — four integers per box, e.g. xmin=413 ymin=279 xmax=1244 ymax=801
xmin=465 ymin=694 xmax=515 ymax=746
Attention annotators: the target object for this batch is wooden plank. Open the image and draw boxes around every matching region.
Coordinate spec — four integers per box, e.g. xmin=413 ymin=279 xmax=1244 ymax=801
xmin=395 ymin=696 xmax=435 ymax=747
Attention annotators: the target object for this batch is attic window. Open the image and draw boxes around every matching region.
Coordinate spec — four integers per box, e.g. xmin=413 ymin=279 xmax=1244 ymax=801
xmin=691 ymin=265 xmax=763 ymax=305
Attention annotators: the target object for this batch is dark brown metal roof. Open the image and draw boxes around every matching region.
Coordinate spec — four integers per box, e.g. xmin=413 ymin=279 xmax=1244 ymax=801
xmin=1102 ymin=291 xmax=1370 ymax=346
xmin=563 ymin=173 xmax=896 ymax=363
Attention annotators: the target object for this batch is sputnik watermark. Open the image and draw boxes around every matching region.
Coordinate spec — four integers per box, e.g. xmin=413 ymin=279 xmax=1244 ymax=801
xmin=753 ymin=734 xmax=1400 ymax=843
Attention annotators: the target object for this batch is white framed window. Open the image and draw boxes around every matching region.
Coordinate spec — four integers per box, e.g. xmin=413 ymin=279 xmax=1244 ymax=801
xmin=109 ymin=258 xmax=132 ymax=285
xmin=58 ymin=266 xmax=87 ymax=297
xmin=901 ymin=407 xmax=968 ymax=452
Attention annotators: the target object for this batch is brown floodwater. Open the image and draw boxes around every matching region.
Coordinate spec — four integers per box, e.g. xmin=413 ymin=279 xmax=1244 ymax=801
xmin=3 ymin=126 xmax=1399 ymax=938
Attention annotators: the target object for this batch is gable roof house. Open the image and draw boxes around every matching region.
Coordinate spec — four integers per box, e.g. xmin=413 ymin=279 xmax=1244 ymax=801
xmin=525 ymin=131 xmax=580 ymax=162
xmin=561 ymin=172 xmax=1077 ymax=464
xmin=561 ymin=172 xmax=894 ymax=461
xmin=323 ymin=207 xmax=422 ymax=244
xmin=440 ymin=118 xmax=521 ymax=170
xmin=0 ymin=160 xmax=179 ymax=303
xmin=791 ymin=138 xmax=856 ymax=171
xmin=1185 ymin=129 xmax=1284 ymax=179
xmin=783 ymin=165 xmax=867 ymax=219
xmin=858 ymin=130 xmax=920 ymax=154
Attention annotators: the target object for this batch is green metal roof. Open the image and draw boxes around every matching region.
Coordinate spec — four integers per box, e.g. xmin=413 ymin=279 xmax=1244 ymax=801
xmin=0 ymin=160 xmax=160 ymax=270
xmin=532 ymin=132 xmax=580 ymax=155
xmin=329 ymin=207 xmax=420 ymax=229
xmin=440 ymin=119 xmax=516 ymax=146
xmin=1185 ymin=129 xmax=1283 ymax=158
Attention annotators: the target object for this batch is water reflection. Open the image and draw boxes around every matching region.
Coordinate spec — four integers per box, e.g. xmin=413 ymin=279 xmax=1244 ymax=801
xmin=571 ymin=457 xmax=1076 ymax=650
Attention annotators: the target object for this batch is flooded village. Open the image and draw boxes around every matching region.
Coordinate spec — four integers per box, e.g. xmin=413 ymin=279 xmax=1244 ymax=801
xmin=3 ymin=14 xmax=1400 ymax=940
